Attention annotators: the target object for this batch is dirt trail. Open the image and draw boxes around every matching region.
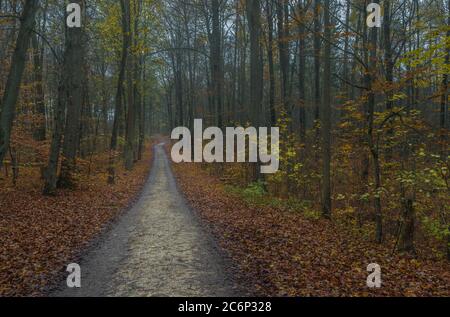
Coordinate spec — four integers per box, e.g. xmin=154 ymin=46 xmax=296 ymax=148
xmin=53 ymin=144 xmax=237 ymax=297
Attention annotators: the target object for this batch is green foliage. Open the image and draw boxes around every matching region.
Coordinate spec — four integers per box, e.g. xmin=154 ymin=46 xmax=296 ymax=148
xmin=242 ymin=181 xmax=267 ymax=200
xmin=225 ymin=181 xmax=267 ymax=206
xmin=225 ymin=181 xmax=319 ymax=221
xmin=422 ymin=216 xmax=450 ymax=242
xmin=117 ymin=136 xmax=126 ymax=147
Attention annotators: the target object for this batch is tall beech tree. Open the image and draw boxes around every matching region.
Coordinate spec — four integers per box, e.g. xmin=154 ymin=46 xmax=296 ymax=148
xmin=321 ymin=0 xmax=332 ymax=219
xmin=109 ymin=0 xmax=131 ymax=183
xmin=58 ymin=0 xmax=86 ymax=188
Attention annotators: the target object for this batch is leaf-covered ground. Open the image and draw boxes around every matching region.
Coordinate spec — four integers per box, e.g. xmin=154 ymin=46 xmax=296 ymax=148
xmin=173 ymin=163 xmax=450 ymax=297
xmin=0 ymin=145 xmax=153 ymax=297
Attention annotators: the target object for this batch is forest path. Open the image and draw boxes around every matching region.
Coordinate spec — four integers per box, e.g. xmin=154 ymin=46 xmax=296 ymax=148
xmin=52 ymin=144 xmax=237 ymax=297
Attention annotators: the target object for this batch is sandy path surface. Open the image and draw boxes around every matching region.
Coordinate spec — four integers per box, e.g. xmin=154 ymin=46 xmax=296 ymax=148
xmin=53 ymin=144 xmax=237 ymax=297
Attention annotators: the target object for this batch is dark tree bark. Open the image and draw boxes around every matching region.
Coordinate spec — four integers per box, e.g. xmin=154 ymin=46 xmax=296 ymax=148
xmin=210 ymin=0 xmax=223 ymax=127
xmin=138 ymin=56 xmax=146 ymax=161
xmin=32 ymin=33 xmax=46 ymax=141
xmin=366 ymin=0 xmax=383 ymax=243
xmin=124 ymin=64 xmax=136 ymax=170
xmin=124 ymin=0 xmax=136 ymax=171
xmin=43 ymin=80 xmax=66 ymax=195
xmin=321 ymin=0 xmax=332 ymax=219
xmin=0 ymin=0 xmax=38 ymax=165
xmin=266 ymin=0 xmax=276 ymax=126
xmin=58 ymin=0 xmax=86 ymax=189
xmin=397 ymin=198 xmax=416 ymax=254
xmin=277 ymin=0 xmax=289 ymax=112
xmin=313 ymin=0 xmax=322 ymax=123
xmin=297 ymin=0 xmax=306 ymax=138
xmin=246 ymin=0 xmax=264 ymax=182
xmin=246 ymin=0 xmax=263 ymax=127
xmin=108 ymin=0 xmax=130 ymax=184
xmin=384 ymin=0 xmax=393 ymax=111
xmin=383 ymin=0 xmax=394 ymax=159
xmin=342 ymin=0 xmax=350 ymax=100
xmin=237 ymin=5 xmax=248 ymax=123
xmin=440 ymin=0 xmax=449 ymax=158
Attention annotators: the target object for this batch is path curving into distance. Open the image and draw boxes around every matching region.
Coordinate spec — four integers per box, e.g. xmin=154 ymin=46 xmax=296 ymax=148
xmin=52 ymin=144 xmax=237 ymax=297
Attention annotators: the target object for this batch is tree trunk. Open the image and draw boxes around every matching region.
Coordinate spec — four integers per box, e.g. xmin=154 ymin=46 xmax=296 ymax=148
xmin=0 ymin=0 xmax=38 ymax=165
xmin=124 ymin=0 xmax=135 ymax=171
xmin=246 ymin=0 xmax=263 ymax=127
xmin=108 ymin=0 xmax=130 ymax=184
xmin=266 ymin=0 xmax=276 ymax=126
xmin=366 ymin=0 xmax=383 ymax=243
xmin=440 ymin=0 xmax=449 ymax=158
xmin=397 ymin=198 xmax=416 ymax=254
xmin=138 ymin=56 xmax=145 ymax=161
xmin=277 ymin=0 xmax=289 ymax=112
xmin=342 ymin=0 xmax=350 ymax=100
xmin=297 ymin=0 xmax=306 ymax=139
xmin=58 ymin=0 xmax=85 ymax=189
xmin=321 ymin=0 xmax=332 ymax=219
xmin=384 ymin=0 xmax=394 ymax=158
xmin=313 ymin=0 xmax=322 ymax=123
xmin=43 ymin=81 xmax=66 ymax=195
xmin=211 ymin=0 xmax=223 ymax=128
xmin=32 ymin=33 xmax=46 ymax=141
xmin=246 ymin=0 xmax=263 ymax=182
xmin=384 ymin=0 xmax=393 ymax=111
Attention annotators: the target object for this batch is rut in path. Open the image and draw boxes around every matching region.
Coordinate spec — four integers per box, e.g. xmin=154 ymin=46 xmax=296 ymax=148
xmin=53 ymin=144 xmax=237 ymax=297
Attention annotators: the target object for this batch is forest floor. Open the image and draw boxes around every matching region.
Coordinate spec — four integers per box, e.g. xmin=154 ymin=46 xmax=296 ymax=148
xmin=0 ymin=143 xmax=154 ymax=296
xmin=51 ymin=144 xmax=239 ymax=297
xmin=1 ymin=139 xmax=449 ymax=297
xmin=173 ymin=163 xmax=450 ymax=297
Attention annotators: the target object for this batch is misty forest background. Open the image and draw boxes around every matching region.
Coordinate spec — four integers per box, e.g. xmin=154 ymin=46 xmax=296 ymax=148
xmin=0 ymin=0 xmax=449 ymax=265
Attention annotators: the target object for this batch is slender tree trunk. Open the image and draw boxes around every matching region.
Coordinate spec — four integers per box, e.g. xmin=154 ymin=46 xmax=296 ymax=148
xmin=277 ymin=0 xmax=289 ymax=112
xmin=384 ymin=0 xmax=393 ymax=111
xmin=211 ymin=0 xmax=223 ymax=128
xmin=397 ymin=197 xmax=416 ymax=254
xmin=0 ymin=0 xmax=38 ymax=165
xmin=133 ymin=0 xmax=143 ymax=162
xmin=366 ymin=0 xmax=383 ymax=243
xmin=298 ymin=0 xmax=306 ymax=139
xmin=343 ymin=0 xmax=350 ymax=100
xmin=231 ymin=0 xmax=240 ymax=123
xmin=108 ymin=0 xmax=130 ymax=184
xmin=43 ymin=80 xmax=66 ymax=195
xmin=313 ymin=0 xmax=322 ymax=123
xmin=32 ymin=33 xmax=46 ymax=141
xmin=124 ymin=0 xmax=135 ymax=171
xmin=59 ymin=0 xmax=85 ymax=189
xmin=266 ymin=0 xmax=276 ymax=126
xmin=321 ymin=0 xmax=332 ymax=219
xmin=246 ymin=0 xmax=263 ymax=182
xmin=246 ymin=0 xmax=263 ymax=127
xmin=440 ymin=0 xmax=449 ymax=158
xmin=124 ymin=59 xmax=136 ymax=170
xmin=138 ymin=56 xmax=146 ymax=161
xmin=350 ymin=10 xmax=362 ymax=101
xmin=384 ymin=0 xmax=394 ymax=159
xmin=166 ymin=87 xmax=174 ymax=131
